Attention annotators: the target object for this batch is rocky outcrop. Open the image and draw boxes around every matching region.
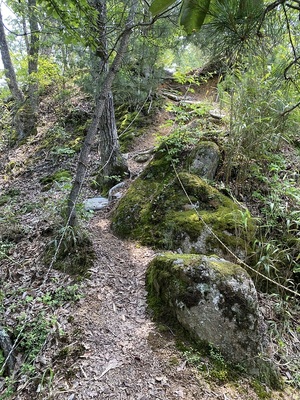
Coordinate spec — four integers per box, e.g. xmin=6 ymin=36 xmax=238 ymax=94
xmin=146 ymin=253 xmax=278 ymax=381
xmin=112 ymin=146 xmax=255 ymax=261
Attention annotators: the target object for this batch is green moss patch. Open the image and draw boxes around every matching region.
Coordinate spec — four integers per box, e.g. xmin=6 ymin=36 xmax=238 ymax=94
xmin=112 ymin=151 xmax=255 ymax=259
xmin=40 ymin=170 xmax=72 ymax=191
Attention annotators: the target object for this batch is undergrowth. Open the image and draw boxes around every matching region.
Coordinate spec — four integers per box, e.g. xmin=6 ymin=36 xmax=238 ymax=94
xmin=44 ymin=224 xmax=95 ymax=276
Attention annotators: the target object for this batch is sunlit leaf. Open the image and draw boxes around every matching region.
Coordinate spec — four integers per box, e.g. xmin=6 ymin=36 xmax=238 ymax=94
xmin=179 ymin=0 xmax=211 ymax=34
xmin=149 ymin=0 xmax=177 ymax=16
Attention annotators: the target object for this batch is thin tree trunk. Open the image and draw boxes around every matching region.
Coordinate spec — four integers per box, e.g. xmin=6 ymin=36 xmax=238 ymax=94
xmin=0 ymin=8 xmax=24 ymax=103
xmin=67 ymin=1 xmax=137 ymax=226
xmin=22 ymin=15 xmax=30 ymax=55
xmin=99 ymin=92 xmax=128 ymax=181
xmin=0 ymin=6 xmax=25 ymax=138
xmin=23 ymin=0 xmax=39 ymax=137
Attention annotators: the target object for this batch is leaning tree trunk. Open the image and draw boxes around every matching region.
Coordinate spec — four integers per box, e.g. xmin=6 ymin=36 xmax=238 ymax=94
xmin=0 ymin=6 xmax=25 ymax=138
xmin=0 ymin=8 xmax=24 ymax=103
xmin=67 ymin=1 xmax=136 ymax=226
xmin=93 ymin=0 xmax=129 ymax=193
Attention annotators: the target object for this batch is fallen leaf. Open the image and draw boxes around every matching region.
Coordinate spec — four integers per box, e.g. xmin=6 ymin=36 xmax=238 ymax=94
xmin=100 ymin=359 xmax=120 ymax=378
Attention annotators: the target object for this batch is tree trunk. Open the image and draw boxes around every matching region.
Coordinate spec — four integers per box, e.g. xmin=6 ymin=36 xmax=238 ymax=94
xmin=0 ymin=7 xmax=24 ymax=103
xmin=98 ymin=92 xmax=129 ymax=189
xmin=67 ymin=0 xmax=137 ymax=226
xmin=0 ymin=6 xmax=26 ymax=139
xmin=93 ymin=0 xmax=129 ymax=193
xmin=23 ymin=0 xmax=39 ymax=138
xmin=22 ymin=14 xmax=30 ymax=55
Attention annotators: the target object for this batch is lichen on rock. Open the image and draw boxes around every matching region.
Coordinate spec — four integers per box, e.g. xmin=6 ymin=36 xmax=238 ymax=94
xmin=187 ymin=140 xmax=221 ymax=180
xmin=146 ymin=253 xmax=279 ymax=384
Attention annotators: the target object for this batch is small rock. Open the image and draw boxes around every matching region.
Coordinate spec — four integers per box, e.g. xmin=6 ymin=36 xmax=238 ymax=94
xmin=209 ymin=109 xmax=226 ymax=119
xmin=134 ymin=154 xmax=151 ymax=163
xmin=189 ymin=141 xmax=220 ymax=180
xmin=84 ymin=197 xmax=109 ymax=211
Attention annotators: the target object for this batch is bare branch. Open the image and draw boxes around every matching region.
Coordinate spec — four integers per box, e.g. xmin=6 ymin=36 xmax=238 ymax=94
xmin=281 ymin=100 xmax=300 ymax=116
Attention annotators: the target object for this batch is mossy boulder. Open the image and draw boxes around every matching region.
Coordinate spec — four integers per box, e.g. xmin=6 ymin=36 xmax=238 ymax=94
xmin=111 ymin=150 xmax=255 ymax=260
xmin=146 ymin=253 xmax=278 ymax=383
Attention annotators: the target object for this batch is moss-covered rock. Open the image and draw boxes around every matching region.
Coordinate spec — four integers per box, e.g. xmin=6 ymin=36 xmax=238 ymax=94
xmin=146 ymin=253 xmax=279 ymax=385
xmin=111 ymin=150 xmax=255 ymax=260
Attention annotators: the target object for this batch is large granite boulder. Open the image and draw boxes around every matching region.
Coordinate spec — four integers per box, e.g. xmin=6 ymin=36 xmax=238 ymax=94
xmin=112 ymin=148 xmax=255 ymax=261
xmin=146 ymin=253 xmax=277 ymax=381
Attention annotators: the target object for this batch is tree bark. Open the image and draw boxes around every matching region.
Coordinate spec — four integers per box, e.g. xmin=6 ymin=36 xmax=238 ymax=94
xmin=23 ymin=0 xmax=39 ymax=137
xmin=98 ymin=92 xmax=129 ymax=186
xmin=0 ymin=7 xmax=24 ymax=103
xmin=0 ymin=6 xmax=26 ymax=139
xmin=67 ymin=0 xmax=137 ymax=226
xmin=94 ymin=0 xmax=129 ymax=192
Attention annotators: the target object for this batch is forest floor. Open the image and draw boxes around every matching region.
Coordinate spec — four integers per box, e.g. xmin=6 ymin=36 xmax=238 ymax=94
xmin=0 ymin=77 xmax=300 ymax=399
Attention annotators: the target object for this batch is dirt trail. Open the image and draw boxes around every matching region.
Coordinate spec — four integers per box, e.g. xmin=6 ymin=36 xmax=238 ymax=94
xmin=49 ymin=215 xmax=258 ymax=400
xmin=50 ymin=217 xmax=208 ymax=399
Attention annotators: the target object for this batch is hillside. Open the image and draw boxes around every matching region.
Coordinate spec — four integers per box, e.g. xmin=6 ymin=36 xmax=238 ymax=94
xmin=0 ymin=77 xmax=300 ymax=400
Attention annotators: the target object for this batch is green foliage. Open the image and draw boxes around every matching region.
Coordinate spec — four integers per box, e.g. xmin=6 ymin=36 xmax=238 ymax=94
xmin=0 ymin=241 xmax=14 ymax=262
xmin=164 ymin=101 xmax=211 ymax=124
xmin=219 ymin=55 xmax=290 ymax=184
xmin=251 ymin=380 xmax=272 ymax=399
xmin=15 ymin=55 xmax=62 ymax=91
xmin=154 ymin=101 xmax=212 ymax=163
xmin=38 ymin=122 xmax=86 ymax=157
xmin=1 ymin=377 xmax=15 ymax=399
xmin=39 ymin=0 xmax=98 ymax=48
xmin=180 ymin=0 xmax=211 ymax=35
xmin=14 ymin=312 xmax=54 ymax=377
xmin=41 ymin=284 xmax=83 ymax=307
xmin=248 ymin=155 xmax=300 ymax=289
xmin=156 ymin=128 xmax=199 ymax=164
xmin=150 ymin=0 xmax=264 ymax=35
xmin=150 ymin=0 xmax=175 ymax=15
xmin=40 ymin=170 xmax=72 ymax=191
xmin=182 ymin=344 xmax=232 ymax=383
xmin=203 ymin=0 xmax=264 ymax=52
